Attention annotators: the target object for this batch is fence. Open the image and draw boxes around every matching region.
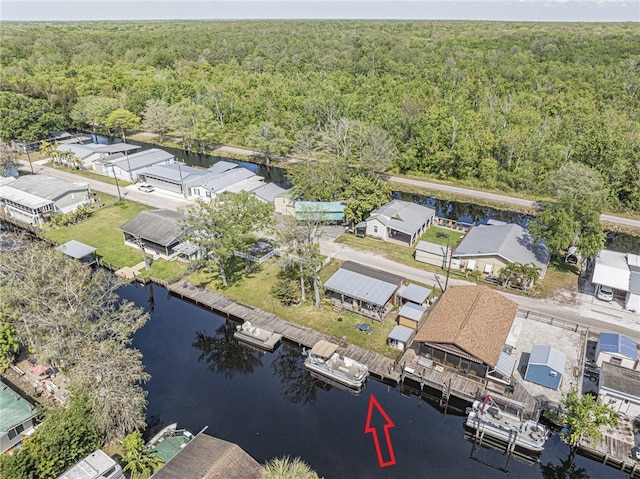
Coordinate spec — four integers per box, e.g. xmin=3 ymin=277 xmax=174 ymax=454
xmin=515 ymin=309 xmax=589 ymax=333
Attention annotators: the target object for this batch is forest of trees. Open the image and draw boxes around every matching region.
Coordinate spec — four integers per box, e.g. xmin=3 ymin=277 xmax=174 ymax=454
xmin=0 ymin=21 xmax=638 ymax=213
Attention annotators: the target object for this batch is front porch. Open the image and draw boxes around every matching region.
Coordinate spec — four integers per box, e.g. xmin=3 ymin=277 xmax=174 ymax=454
xmin=326 ymin=294 xmax=393 ymax=322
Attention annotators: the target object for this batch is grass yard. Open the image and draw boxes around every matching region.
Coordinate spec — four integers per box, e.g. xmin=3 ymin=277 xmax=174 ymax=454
xmin=186 ymin=259 xmax=399 ymax=357
xmin=536 ymin=258 xmax=581 ymax=298
xmin=43 ymin=200 xmax=151 ymax=268
xmin=137 ymin=258 xmax=189 ymax=282
xmin=46 ymin=163 xmax=133 ymax=187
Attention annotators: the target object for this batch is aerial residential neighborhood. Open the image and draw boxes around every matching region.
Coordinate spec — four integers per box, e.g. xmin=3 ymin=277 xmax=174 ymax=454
xmin=1 ymin=17 xmax=639 ymax=479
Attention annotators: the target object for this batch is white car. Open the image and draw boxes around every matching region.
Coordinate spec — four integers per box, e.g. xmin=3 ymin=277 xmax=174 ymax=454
xmin=595 ymin=284 xmax=614 ymax=302
xmin=138 ymin=183 xmax=155 ymax=193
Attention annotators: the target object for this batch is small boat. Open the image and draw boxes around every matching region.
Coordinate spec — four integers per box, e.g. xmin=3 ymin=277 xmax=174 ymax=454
xmin=234 ymin=320 xmax=283 ymax=351
xmin=145 ymin=424 xmax=194 ymax=463
xmin=465 ymin=396 xmax=548 ymax=454
xmin=304 ymin=340 xmax=369 ymax=391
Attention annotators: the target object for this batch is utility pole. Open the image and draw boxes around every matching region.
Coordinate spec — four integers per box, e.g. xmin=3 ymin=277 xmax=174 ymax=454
xmin=436 ymin=232 xmax=453 ymax=291
xmin=105 ymin=163 xmax=122 ymax=201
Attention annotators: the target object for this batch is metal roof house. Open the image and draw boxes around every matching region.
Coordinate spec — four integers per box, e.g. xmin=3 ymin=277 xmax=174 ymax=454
xmin=452 ymin=223 xmax=550 ymax=278
xmin=119 ymin=209 xmax=185 ymax=260
xmin=55 ymin=142 xmax=140 ymax=169
xmin=598 ymin=361 xmax=640 ymax=418
xmin=0 ymin=175 xmax=91 ymax=226
xmin=358 ymin=199 xmax=436 ymax=246
xmin=150 ymin=433 xmax=262 ymax=479
xmin=1 ymin=380 xmax=39 ymax=454
xmin=323 ymin=261 xmax=404 ymax=321
xmin=592 ymin=250 xmax=640 ymax=313
xmin=295 ymin=201 xmax=346 ymax=222
xmin=524 ymin=345 xmax=566 ymax=391
xmin=56 ymin=449 xmax=124 ymax=479
xmin=595 ymin=333 xmax=639 ymax=369
xmin=414 ymin=285 xmax=518 ymax=379
xmin=251 ymin=182 xmax=287 ymax=204
xmin=185 ymin=166 xmax=262 ymax=201
xmin=95 ymin=148 xmax=175 ymax=183
xmin=142 ymin=163 xmax=212 ymax=196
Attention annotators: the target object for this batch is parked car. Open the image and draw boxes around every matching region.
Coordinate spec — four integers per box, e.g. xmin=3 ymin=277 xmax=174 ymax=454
xmin=595 ymin=284 xmax=614 ymax=302
xmin=138 ymin=183 xmax=155 ymax=193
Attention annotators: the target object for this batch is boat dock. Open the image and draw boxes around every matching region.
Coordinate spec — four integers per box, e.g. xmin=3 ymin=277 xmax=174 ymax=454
xmin=167 ymin=281 xmax=401 ymax=383
xmin=577 ymin=422 xmax=640 ymax=478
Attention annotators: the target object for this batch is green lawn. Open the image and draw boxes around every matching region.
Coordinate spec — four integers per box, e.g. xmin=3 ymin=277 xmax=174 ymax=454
xmin=43 ymin=200 xmax=152 ymax=268
xmin=138 ymin=258 xmax=189 ymax=282
xmin=186 ymin=259 xmax=399 ymax=357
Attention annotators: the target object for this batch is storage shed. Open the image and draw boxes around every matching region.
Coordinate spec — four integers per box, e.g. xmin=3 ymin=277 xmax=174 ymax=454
xmin=396 ymin=283 xmax=432 ymax=306
xmin=525 ymin=345 xmax=566 ymax=390
xmin=397 ymin=302 xmax=426 ymax=330
xmin=387 ymin=326 xmax=413 ymax=351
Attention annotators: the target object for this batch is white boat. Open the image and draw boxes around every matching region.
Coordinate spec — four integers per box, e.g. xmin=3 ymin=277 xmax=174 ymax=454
xmin=465 ymin=396 xmax=548 ymax=454
xmin=234 ymin=321 xmax=283 ymax=351
xmin=304 ymin=340 xmax=369 ymax=391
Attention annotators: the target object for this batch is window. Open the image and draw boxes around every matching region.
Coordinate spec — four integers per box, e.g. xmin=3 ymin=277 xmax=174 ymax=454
xmin=610 ymin=357 xmax=622 ymax=366
xmin=373 ymin=225 xmax=378 ymax=233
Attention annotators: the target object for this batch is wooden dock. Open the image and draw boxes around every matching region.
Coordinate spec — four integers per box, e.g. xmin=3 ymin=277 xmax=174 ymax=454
xmin=578 ymin=424 xmax=640 ymax=478
xmin=167 ymin=281 xmax=401 ymax=383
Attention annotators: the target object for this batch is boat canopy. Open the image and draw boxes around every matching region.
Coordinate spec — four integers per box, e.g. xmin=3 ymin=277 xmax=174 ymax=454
xmin=310 ymin=340 xmax=339 ymax=358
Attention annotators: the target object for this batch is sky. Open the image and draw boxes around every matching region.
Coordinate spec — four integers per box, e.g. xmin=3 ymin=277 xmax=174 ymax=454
xmin=1 ymin=0 xmax=638 ymax=22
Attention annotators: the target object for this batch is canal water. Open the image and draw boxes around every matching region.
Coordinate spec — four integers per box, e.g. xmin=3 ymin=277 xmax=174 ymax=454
xmin=126 ymin=282 xmax=624 ymax=478
xmin=106 ymin=135 xmax=638 ymax=254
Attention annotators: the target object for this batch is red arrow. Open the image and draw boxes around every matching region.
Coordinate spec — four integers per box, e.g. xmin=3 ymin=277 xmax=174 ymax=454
xmin=364 ymin=394 xmax=396 ymax=468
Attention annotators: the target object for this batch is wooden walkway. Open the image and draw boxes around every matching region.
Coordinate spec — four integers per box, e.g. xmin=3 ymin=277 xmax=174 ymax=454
xmin=167 ymin=281 xmax=401 ymax=383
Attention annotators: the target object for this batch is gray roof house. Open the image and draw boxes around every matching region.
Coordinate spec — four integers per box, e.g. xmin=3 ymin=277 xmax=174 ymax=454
xmin=0 ymin=175 xmax=91 ymax=226
xmin=598 ymin=361 xmax=640 ymax=418
xmin=359 ymin=199 xmax=436 ymax=246
xmin=595 ymin=333 xmax=639 ymax=369
xmin=56 ymin=142 xmax=140 ymax=168
xmin=185 ymin=166 xmax=263 ymax=200
xmin=452 ymin=223 xmax=550 ymax=278
xmin=251 ymin=182 xmax=287 ymax=203
xmin=95 ymin=148 xmax=175 ymax=182
xmin=119 ymin=209 xmax=185 ymax=260
xmin=324 ymin=261 xmax=404 ymax=320
xmin=150 ymin=433 xmax=262 ymax=479
xmin=142 ymin=163 xmax=210 ymax=195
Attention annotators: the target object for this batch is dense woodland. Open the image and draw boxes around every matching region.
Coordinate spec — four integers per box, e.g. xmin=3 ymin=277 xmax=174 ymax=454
xmin=1 ymin=21 xmax=639 ymax=213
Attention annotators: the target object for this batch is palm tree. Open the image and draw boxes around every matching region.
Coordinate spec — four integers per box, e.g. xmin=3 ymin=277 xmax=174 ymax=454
xmin=262 ymin=456 xmax=321 ymax=479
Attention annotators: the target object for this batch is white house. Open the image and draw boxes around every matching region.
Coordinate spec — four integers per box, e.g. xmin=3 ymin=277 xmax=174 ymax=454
xmin=56 ymin=142 xmax=140 ymax=169
xmin=0 ymin=175 xmax=91 ymax=226
xmin=598 ymin=361 xmax=640 ymax=418
xmin=357 ymin=200 xmax=436 ymax=246
xmin=96 ymin=148 xmax=175 ymax=183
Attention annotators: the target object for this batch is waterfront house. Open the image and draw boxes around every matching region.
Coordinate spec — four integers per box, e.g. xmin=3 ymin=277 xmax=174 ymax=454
xmin=186 ymin=166 xmax=262 ymax=200
xmin=595 ymin=333 xmax=639 ymax=370
xmin=251 ymin=182 xmax=287 ymax=204
xmin=323 ymin=261 xmax=404 ymax=321
xmin=95 ymin=148 xmax=175 ymax=183
xmin=414 ymin=240 xmax=449 ymax=268
xmin=413 ymin=285 xmax=518 ymax=379
xmin=141 ymin=163 xmax=211 ymax=196
xmin=119 ymin=209 xmax=186 ymax=260
xmin=592 ymin=249 xmax=640 ymax=313
xmin=452 ymin=223 xmax=550 ymax=278
xmin=295 ymin=201 xmax=346 ymax=222
xmin=55 ymin=142 xmax=140 ymax=169
xmin=524 ymin=345 xmax=566 ymax=391
xmin=1 ymin=379 xmax=38 ymax=454
xmin=598 ymin=361 xmax=640 ymax=418
xmin=0 ymin=175 xmax=91 ymax=226
xmin=57 ymin=240 xmax=97 ymax=264
xmin=356 ymin=199 xmax=436 ymax=246
xmin=150 ymin=433 xmax=262 ymax=479
xmin=397 ymin=302 xmax=426 ymax=330
xmin=396 ymin=283 xmax=432 ymax=306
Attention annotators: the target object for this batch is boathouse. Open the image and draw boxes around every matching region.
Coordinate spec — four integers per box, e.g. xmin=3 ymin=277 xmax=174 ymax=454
xmin=323 ymin=261 xmax=404 ymax=321
xmin=413 ymin=285 xmax=518 ymax=378
xmin=149 ymin=433 xmax=262 ymax=479
xmin=524 ymin=345 xmax=566 ymax=391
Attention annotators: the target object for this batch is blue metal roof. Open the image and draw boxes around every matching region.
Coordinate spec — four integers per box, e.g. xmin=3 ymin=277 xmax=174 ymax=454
xmin=598 ymin=333 xmax=638 ymax=360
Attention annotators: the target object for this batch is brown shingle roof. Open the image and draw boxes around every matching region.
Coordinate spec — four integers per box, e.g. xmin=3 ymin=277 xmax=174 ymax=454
xmin=150 ymin=433 xmax=262 ymax=479
xmin=413 ymin=285 xmax=517 ymax=366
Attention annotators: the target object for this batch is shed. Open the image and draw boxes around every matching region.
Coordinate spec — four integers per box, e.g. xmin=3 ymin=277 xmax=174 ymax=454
xmin=387 ymin=326 xmax=413 ymax=351
xmin=57 ymin=240 xmax=97 ymax=264
xmin=414 ymin=240 xmax=449 ymax=268
xmin=397 ymin=283 xmax=432 ymax=306
xmin=397 ymin=302 xmax=426 ymax=330
xmin=525 ymin=345 xmax=566 ymax=390
xmin=595 ymin=333 xmax=638 ymax=369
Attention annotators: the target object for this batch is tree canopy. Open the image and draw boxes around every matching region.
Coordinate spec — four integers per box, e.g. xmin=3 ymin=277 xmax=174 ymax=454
xmin=560 ymin=388 xmax=618 ymax=448
xmin=1 ymin=21 xmax=638 ymax=213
